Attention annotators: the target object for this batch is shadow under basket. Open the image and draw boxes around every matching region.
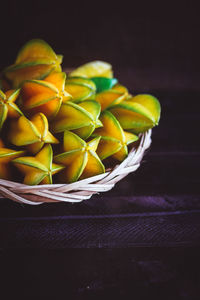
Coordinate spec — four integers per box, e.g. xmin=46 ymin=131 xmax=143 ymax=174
xmin=0 ymin=130 xmax=152 ymax=205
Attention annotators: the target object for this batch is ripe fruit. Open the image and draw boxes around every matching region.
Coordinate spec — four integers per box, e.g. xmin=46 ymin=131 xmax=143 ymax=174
xmin=95 ymin=84 xmax=128 ymax=110
xmin=51 ymin=100 xmax=102 ymax=139
xmin=9 ymin=113 xmax=58 ymax=153
xmin=69 ymin=61 xmax=113 ymax=78
xmin=94 ymin=111 xmax=138 ymax=161
xmin=13 ymin=144 xmax=64 ymax=185
xmin=91 ymin=77 xmax=118 ymax=93
xmin=0 ymin=39 xmax=161 ymax=185
xmin=65 ymin=77 xmax=96 ymax=102
xmin=54 ymin=131 xmax=105 ymax=182
xmin=20 ymin=72 xmax=71 ymax=119
xmin=4 ymin=39 xmax=63 ymax=88
xmin=0 ymin=89 xmax=22 ymax=128
xmin=125 ymin=94 xmax=161 ymax=125
xmin=109 ymin=94 xmax=160 ymax=134
xmin=0 ymin=147 xmax=25 ymax=180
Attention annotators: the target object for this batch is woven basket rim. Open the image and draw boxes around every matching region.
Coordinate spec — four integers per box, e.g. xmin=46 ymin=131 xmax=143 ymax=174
xmin=0 ymin=130 xmax=152 ymax=205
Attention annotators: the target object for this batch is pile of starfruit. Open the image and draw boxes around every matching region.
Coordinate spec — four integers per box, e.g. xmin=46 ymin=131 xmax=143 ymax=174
xmin=0 ymin=39 xmax=161 ymax=185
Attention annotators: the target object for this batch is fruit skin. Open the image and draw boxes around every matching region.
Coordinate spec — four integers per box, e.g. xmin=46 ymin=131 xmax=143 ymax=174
xmin=0 ymin=88 xmax=23 ymax=129
xmin=65 ymin=77 xmax=96 ymax=90
xmin=54 ymin=131 xmax=105 ymax=183
xmin=3 ymin=39 xmax=63 ymax=88
xmin=0 ymin=147 xmax=25 ymax=180
xmin=93 ymin=110 xmax=138 ymax=161
xmin=90 ymin=77 xmax=118 ymax=93
xmin=69 ymin=61 xmax=113 ymax=78
xmin=108 ymin=94 xmax=161 ymax=134
xmin=20 ymin=72 xmax=71 ymax=119
xmin=125 ymin=94 xmax=161 ymax=125
xmin=72 ymin=100 xmax=102 ymax=139
xmin=27 ymin=113 xmax=59 ymax=154
xmin=4 ymin=60 xmax=53 ymax=88
xmin=112 ymin=84 xmax=128 ymax=94
xmin=0 ymin=103 xmax=8 ymax=129
xmin=51 ymin=100 xmax=102 ymax=138
xmin=65 ymin=77 xmax=96 ymax=102
xmin=12 ymin=144 xmax=65 ymax=185
xmin=95 ymin=84 xmax=128 ymax=111
xmin=95 ymin=136 xmax=122 ymax=160
xmin=44 ymin=72 xmax=71 ymax=103
xmin=8 ymin=113 xmax=58 ymax=153
xmin=15 ymin=39 xmax=61 ymax=64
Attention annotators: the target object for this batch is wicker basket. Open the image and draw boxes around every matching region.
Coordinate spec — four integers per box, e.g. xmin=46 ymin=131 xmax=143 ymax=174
xmin=0 ymin=130 xmax=152 ymax=205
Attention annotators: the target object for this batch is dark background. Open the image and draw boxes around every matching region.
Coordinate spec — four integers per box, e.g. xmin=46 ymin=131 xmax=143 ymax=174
xmin=1 ymin=1 xmax=200 ymax=299
xmin=0 ymin=1 xmax=199 ymax=91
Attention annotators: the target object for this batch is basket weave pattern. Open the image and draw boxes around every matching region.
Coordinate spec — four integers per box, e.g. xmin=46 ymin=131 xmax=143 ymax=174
xmin=0 ymin=130 xmax=152 ymax=205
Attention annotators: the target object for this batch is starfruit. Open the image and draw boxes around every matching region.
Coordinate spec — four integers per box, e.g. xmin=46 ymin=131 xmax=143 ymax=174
xmin=95 ymin=84 xmax=128 ymax=111
xmin=4 ymin=39 xmax=63 ymax=88
xmin=73 ymin=100 xmax=102 ymax=139
xmin=13 ymin=144 xmax=64 ymax=185
xmin=65 ymin=77 xmax=96 ymax=102
xmin=94 ymin=110 xmax=138 ymax=161
xmin=20 ymin=72 xmax=71 ymax=119
xmin=91 ymin=77 xmax=118 ymax=93
xmin=0 ymin=89 xmax=23 ymax=129
xmin=69 ymin=61 xmax=113 ymax=78
xmin=0 ymin=147 xmax=25 ymax=180
xmin=109 ymin=94 xmax=161 ymax=134
xmin=54 ymin=131 xmax=105 ymax=183
xmin=51 ymin=100 xmax=102 ymax=139
xmin=9 ymin=113 xmax=58 ymax=153
xmin=125 ymin=94 xmax=161 ymax=125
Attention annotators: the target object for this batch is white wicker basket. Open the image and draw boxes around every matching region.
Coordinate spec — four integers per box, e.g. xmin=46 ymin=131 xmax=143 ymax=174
xmin=0 ymin=130 xmax=152 ymax=205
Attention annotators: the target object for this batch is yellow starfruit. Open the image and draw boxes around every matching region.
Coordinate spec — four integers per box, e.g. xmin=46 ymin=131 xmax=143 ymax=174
xmin=51 ymin=100 xmax=102 ymax=138
xmin=95 ymin=84 xmax=128 ymax=111
xmin=94 ymin=111 xmax=138 ymax=161
xmin=12 ymin=144 xmax=65 ymax=185
xmin=125 ymin=94 xmax=161 ymax=125
xmin=72 ymin=100 xmax=103 ymax=139
xmin=0 ymin=147 xmax=25 ymax=180
xmin=4 ymin=39 xmax=63 ymax=88
xmin=0 ymin=89 xmax=23 ymax=129
xmin=65 ymin=77 xmax=96 ymax=102
xmin=54 ymin=131 xmax=105 ymax=183
xmin=69 ymin=61 xmax=113 ymax=78
xmin=109 ymin=94 xmax=161 ymax=134
xmin=20 ymin=72 xmax=71 ymax=119
xmin=9 ymin=113 xmax=58 ymax=153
